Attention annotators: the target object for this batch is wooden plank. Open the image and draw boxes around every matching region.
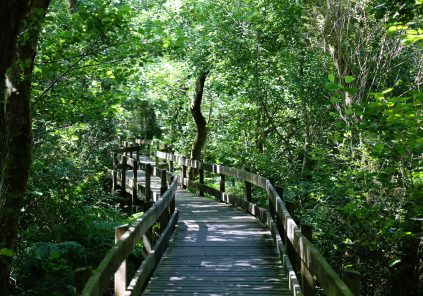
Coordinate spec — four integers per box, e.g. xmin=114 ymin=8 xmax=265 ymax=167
xmin=144 ymin=190 xmax=293 ymax=296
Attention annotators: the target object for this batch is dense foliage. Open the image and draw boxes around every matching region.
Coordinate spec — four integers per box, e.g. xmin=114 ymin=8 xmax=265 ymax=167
xmin=2 ymin=0 xmax=421 ymax=295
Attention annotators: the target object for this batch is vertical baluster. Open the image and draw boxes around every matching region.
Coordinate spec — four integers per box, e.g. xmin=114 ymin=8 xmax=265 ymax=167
xmin=121 ymin=155 xmax=127 ymax=193
xmin=301 ymin=223 xmax=315 ymax=296
xmin=114 ymin=224 xmax=129 ymax=296
xmin=182 ymin=157 xmax=187 ymax=189
xmin=132 ymin=160 xmax=138 ymax=209
xmin=285 ymin=201 xmax=297 ymax=271
xmin=199 ymin=163 xmax=204 ymax=197
xmin=245 ymin=168 xmax=252 ymax=202
xmin=220 ymin=174 xmax=225 ymax=202
xmin=159 ymin=169 xmax=168 ymax=234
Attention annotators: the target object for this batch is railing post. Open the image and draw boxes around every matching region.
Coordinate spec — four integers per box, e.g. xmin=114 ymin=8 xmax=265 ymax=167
xmin=124 ymin=141 xmax=129 ymax=156
xmin=121 ymin=155 xmax=127 ymax=193
xmin=145 ymin=163 xmax=152 ymax=202
xmin=285 ymin=200 xmax=297 ymax=271
xmin=114 ymin=224 xmax=129 ymax=296
xmin=136 ymin=146 xmax=140 ymax=161
xmin=300 ymin=223 xmax=315 ymax=296
xmin=170 ymin=175 xmax=176 ymax=215
xmin=132 ymin=160 xmax=138 ymax=207
xmin=199 ymin=164 xmax=204 ymax=197
xmin=245 ymin=168 xmax=252 ymax=202
xmin=144 ymin=163 xmax=153 ymax=254
xmin=220 ymin=174 xmax=225 ymax=201
xmin=182 ymin=158 xmax=187 ymax=189
xmin=129 ymin=143 xmax=133 ymax=158
xmin=169 ymin=160 xmax=174 ymax=172
xmin=160 ymin=169 xmax=169 ymax=234
xmin=343 ymin=270 xmax=361 ymax=296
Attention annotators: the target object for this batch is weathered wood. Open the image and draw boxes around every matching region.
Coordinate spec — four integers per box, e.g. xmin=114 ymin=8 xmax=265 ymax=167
xmin=144 ymin=190 xmax=292 ymax=296
xmin=245 ymin=168 xmax=252 ymax=202
xmin=182 ymin=158 xmax=187 ymax=189
xmin=267 ymin=183 xmax=355 ymax=296
xmin=300 ymin=223 xmax=314 ymax=296
xmin=121 ymin=155 xmax=127 ymax=192
xmin=81 ymin=177 xmax=178 ymax=296
xmin=220 ymin=174 xmax=225 ymax=193
xmin=115 ymin=225 xmax=129 ymax=296
xmin=145 ymin=164 xmax=152 ymax=202
xmin=199 ymin=167 xmax=204 ymax=197
xmin=132 ymin=160 xmax=138 ymax=205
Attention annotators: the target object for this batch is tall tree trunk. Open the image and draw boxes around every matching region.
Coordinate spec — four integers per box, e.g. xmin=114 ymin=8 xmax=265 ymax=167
xmin=189 ymin=70 xmax=209 ymax=171
xmin=0 ymin=1 xmax=50 ymax=294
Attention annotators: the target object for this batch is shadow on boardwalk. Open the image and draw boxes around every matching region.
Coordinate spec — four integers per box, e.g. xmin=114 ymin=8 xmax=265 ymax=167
xmin=144 ymin=189 xmax=291 ymax=296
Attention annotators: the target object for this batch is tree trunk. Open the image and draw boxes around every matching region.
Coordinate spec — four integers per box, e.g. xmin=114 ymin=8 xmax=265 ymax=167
xmin=0 ymin=1 xmax=50 ymax=294
xmin=189 ymin=70 xmax=209 ymax=177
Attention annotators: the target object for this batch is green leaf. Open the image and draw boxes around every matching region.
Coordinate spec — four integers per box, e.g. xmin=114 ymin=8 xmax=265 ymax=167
xmin=328 ymin=74 xmax=335 ymax=83
xmin=50 ymin=250 xmax=60 ymax=259
xmin=344 ymin=75 xmax=355 ymax=83
xmin=374 ymin=143 xmax=385 ymax=152
xmin=388 ymin=259 xmax=401 ymax=267
xmin=0 ymin=248 xmax=14 ymax=257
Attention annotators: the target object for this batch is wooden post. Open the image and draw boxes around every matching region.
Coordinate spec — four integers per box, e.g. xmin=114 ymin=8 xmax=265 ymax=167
xmin=220 ymin=174 xmax=225 ymax=193
xmin=169 ymin=160 xmax=174 ymax=172
xmin=285 ymin=200 xmax=296 ymax=271
xmin=219 ymin=174 xmax=225 ymax=202
xmin=343 ymin=270 xmax=361 ymax=296
xmin=170 ymin=175 xmax=176 ymax=215
xmin=160 ymin=169 xmax=168 ymax=234
xmin=300 ymin=223 xmax=315 ymax=296
xmin=132 ymin=160 xmax=138 ymax=207
xmin=74 ymin=267 xmax=92 ymax=295
xmin=145 ymin=163 xmax=152 ymax=202
xmin=245 ymin=168 xmax=252 ymax=202
xmin=124 ymin=141 xmax=129 ymax=156
xmin=136 ymin=146 xmax=140 ymax=161
xmin=121 ymin=155 xmax=127 ymax=193
xmin=129 ymin=143 xmax=133 ymax=158
xmin=112 ymin=152 xmax=117 ymax=191
xmin=199 ymin=165 xmax=204 ymax=197
xmin=160 ymin=169 xmax=167 ymax=195
xmin=143 ymin=164 xmax=153 ymax=254
xmin=182 ymin=158 xmax=187 ymax=189
xmin=114 ymin=224 xmax=129 ymax=296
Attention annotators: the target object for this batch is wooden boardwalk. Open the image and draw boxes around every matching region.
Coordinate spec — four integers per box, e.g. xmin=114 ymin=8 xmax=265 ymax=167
xmin=143 ymin=189 xmax=291 ymax=295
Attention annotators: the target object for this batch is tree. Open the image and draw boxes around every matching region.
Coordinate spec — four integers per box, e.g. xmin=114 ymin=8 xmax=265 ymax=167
xmin=0 ymin=1 xmax=50 ymax=294
xmin=189 ymin=70 xmax=209 ymax=162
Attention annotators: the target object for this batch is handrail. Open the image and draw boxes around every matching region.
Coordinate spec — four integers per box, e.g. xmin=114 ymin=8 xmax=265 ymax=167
xmin=155 ymin=151 xmax=359 ymax=296
xmin=80 ymin=151 xmax=178 ymax=296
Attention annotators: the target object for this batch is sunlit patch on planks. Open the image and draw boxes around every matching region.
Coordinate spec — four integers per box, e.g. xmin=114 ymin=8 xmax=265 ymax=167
xmin=143 ymin=190 xmax=291 ymax=296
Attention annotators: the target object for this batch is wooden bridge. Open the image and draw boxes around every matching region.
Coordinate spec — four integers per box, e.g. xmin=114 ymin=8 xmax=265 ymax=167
xmin=77 ymin=140 xmax=361 ymax=296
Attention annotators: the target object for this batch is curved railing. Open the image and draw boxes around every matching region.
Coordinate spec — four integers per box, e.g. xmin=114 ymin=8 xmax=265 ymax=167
xmin=78 ymin=144 xmax=178 ymax=296
xmin=155 ymin=151 xmax=361 ymax=296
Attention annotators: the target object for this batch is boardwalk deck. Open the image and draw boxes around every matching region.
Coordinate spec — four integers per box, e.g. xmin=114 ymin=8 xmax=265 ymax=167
xmin=143 ymin=189 xmax=291 ymax=296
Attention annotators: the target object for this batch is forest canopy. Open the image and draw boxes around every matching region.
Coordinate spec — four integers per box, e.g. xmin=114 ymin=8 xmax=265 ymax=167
xmin=0 ymin=0 xmax=422 ymax=295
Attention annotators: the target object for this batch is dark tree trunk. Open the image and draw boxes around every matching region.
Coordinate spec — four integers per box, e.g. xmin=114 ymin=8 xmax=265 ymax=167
xmin=189 ymin=70 xmax=209 ymax=176
xmin=0 ymin=1 xmax=50 ymax=294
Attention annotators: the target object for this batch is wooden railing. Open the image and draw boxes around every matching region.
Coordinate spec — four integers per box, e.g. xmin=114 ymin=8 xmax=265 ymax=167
xmin=78 ymin=144 xmax=178 ymax=296
xmin=155 ymin=151 xmax=361 ymax=296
